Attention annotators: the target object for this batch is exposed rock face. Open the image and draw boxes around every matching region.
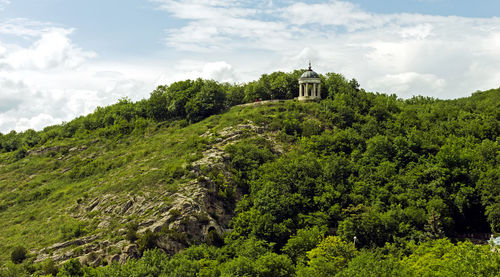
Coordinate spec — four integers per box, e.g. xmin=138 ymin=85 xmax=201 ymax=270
xmin=33 ymin=122 xmax=280 ymax=266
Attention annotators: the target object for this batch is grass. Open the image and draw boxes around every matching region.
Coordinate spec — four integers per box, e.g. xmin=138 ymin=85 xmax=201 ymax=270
xmin=0 ymin=100 xmax=299 ymax=264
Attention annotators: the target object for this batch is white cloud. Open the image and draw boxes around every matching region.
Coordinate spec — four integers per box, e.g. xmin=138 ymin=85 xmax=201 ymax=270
xmin=284 ymin=1 xmax=385 ymax=31
xmin=0 ymin=20 xmax=162 ymax=133
xmin=0 ymin=18 xmax=57 ymax=37
xmin=153 ymin=0 xmax=500 ymax=100
xmin=368 ymin=72 xmax=446 ymax=98
xmin=0 ymin=0 xmax=9 ymax=11
xmin=172 ymin=61 xmax=237 ymax=82
xmin=2 ymin=28 xmax=96 ymax=70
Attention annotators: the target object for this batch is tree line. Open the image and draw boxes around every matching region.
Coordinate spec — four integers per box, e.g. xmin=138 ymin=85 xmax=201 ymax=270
xmin=0 ymin=70 xmax=361 ymax=156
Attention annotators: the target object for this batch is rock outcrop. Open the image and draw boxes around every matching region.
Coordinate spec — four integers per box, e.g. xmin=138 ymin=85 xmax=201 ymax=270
xmin=34 ymin=121 xmax=279 ymax=266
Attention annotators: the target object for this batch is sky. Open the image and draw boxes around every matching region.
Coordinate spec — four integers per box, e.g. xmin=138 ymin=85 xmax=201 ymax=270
xmin=0 ymin=0 xmax=499 ymax=133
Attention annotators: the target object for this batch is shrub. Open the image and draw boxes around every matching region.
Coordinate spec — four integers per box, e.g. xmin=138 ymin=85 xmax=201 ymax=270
xmin=206 ymin=228 xmax=224 ymax=247
xmin=301 ymin=119 xmax=322 ymax=137
xmin=57 ymin=258 xmax=83 ymax=277
xmin=138 ymin=229 xmax=160 ymax=254
xmin=59 ymin=220 xmax=87 ymax=240
xmin=126 ymin=222 xmax=139 ymax=242
xmin=41 ymin=258 xmax=59 ymax=276
xmin=14 ymin=147 xmax=27 ymax=160
xmin=11 ymin=246 xmax=27 ymax=264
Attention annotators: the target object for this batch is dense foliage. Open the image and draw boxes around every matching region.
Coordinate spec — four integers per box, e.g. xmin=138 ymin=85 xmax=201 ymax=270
xmin=0 ymin=69 xmax=498 ymax=276
xmin=7 ymin=238 xmax=491 ymax=276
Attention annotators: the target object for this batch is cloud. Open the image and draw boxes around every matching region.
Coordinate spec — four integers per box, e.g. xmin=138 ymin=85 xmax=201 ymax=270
xmin=1 ymin=28 xmax=96 ymax=70
xmin=154 ymin=0 xmax=290 ymax=52
xmin=0 ymin=0 xmax=9 ymax=11
xmin=284 ymin=1 xmax=386 ymax=31
xmin=153 ymin=0 xmax=500 ymax=100
xmin=0 ymin=19 xmax=160 ymax=133
xmin=368 ymin=72 xmax=446 ymax=98
xmin=0 ymin=18 xmax=58 ymax=37
xmin=0 ymin=78 xmax=24 ymax=113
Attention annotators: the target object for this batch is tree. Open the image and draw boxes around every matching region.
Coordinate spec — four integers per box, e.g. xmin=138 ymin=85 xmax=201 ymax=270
xmin=401 ymin=239 xmax=500 ymax=277
xmin=268 ymin=71 xmax=295 ymax=100
xmin=337 ymin=206 xmax=392 ymax=248
xmin=336 ymin=251 xmax=404 ymax=277
xmin=424 ymin=210 xmax=445 ymax=239
xmin=244 ymin=80 xmax=269 ymax=102
xmin=166 ymin=79 xmax=203 ymax=118
xmin=254 ymin=253 xmax=294 ymax=277
xmin=322 ymin=72 xmax=355 ymax=100
xmin=297 ymin=236 xmax=358 ymax=277
xmin=185 ymin=80 xmax=226 ymax=122
xmin=225 ymin=84 xmax=245 ymax=107
xmin=22 ymin=129 xmax=41 ymax=147
xmin=282 ymin=226 xmax=325 ymax=262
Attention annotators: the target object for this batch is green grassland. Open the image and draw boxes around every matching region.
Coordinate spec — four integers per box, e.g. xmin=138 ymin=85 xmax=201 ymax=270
xmin=0 ymin=100 xmax=303 ymax=265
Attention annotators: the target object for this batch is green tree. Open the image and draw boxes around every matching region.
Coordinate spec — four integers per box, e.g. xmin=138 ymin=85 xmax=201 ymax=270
xmin=401 ymin=239 xmax=500 ymax=277
xmin=225 ymin=84 xmax=245 ymax=106
xmin=298 ymin=236 xmax=358 ymax=277
xmin=424 ymin=210 xmax=445 ymax=239
xmin=185 ymin=80 xmax=226 ymax=122
xmin=166 ymin=79 xmax=203 ymax=118
xmin=147 ymin=86 xmax=169 ymax=121
xmin=337 ymin=251 xmax=404 ymax=277
xmin=282 ymin=226 xmax=325 ymax=262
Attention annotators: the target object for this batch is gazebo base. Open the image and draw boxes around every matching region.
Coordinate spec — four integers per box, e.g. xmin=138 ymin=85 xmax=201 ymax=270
xmin=298 ymin=96 xmax=321 ymax=101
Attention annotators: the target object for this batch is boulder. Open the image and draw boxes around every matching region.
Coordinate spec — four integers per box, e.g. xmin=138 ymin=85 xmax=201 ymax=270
xmin=108 ymin=254 xmax=120 ymax=264
xmin=123 ymin=244 xmax=140 ymax=259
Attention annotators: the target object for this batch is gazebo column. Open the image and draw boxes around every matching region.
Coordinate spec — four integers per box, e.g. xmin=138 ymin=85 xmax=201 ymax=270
xmin=305 ymin=83 xmax=309 ymax=97
xmin=313 ymin=83 xmax=317 ymax=97
xmin=299 ymin=83 xmax=303 ymax=97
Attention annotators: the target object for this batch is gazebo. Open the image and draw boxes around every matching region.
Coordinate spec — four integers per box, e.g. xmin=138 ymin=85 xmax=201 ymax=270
xmin=298 ymin=62 xmax=321 ymax=101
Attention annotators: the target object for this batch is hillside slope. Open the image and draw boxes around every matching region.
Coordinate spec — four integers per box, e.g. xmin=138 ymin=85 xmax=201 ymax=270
xmin=0 ymin=101 xmax=293 ymax=265
xmin=0 ymin=76 xmax=498 ymax=275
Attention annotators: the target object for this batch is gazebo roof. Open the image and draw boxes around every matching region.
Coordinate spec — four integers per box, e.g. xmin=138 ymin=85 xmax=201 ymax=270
xmin=299 ymin=62 xmax=320 ymax=79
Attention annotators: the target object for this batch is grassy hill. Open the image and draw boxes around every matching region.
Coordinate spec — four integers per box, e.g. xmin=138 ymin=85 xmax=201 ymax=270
xmin=0 ymin=99 xmax=305 ymax=265
xmin=0 ymin=73 xmax=498 ymax=275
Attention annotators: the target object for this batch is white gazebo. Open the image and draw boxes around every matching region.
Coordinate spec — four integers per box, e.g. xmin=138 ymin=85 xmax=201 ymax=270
xmin=298 ymin=63 xmax=321 ymax=101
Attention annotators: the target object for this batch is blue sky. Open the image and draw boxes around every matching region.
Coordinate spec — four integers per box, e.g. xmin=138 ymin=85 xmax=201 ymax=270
xmin=0 ymin=0 xmax=499 ymax=132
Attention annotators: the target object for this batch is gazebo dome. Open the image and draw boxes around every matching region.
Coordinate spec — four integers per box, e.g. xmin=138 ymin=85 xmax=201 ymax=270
xmin=300 ymin=69 xmax=320 ymax=79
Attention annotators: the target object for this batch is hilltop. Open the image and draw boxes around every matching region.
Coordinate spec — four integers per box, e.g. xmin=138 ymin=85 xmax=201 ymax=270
xmin=0 ymin=72 xmax=499 ymax=276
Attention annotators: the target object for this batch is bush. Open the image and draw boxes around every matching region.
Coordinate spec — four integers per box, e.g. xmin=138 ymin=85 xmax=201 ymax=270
xmin=14 ymin=147 xmax=27 ymax=160
xmin=126 ymin=222 xmax=139 ymax=242
xmin=206 ymin=228 xmax=224 ymax=247
xmin=11 ymin=246 xmax=27 ymax=264
xmin=41 ymin=258 xmax=59 ymax=276
xmin=59 ymin=220 xmax=87 ymax=240
xmin=137 ymin=229 xmax=160 ymax=254
xmin=57 ymin=258 xmax=83 ymax=277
